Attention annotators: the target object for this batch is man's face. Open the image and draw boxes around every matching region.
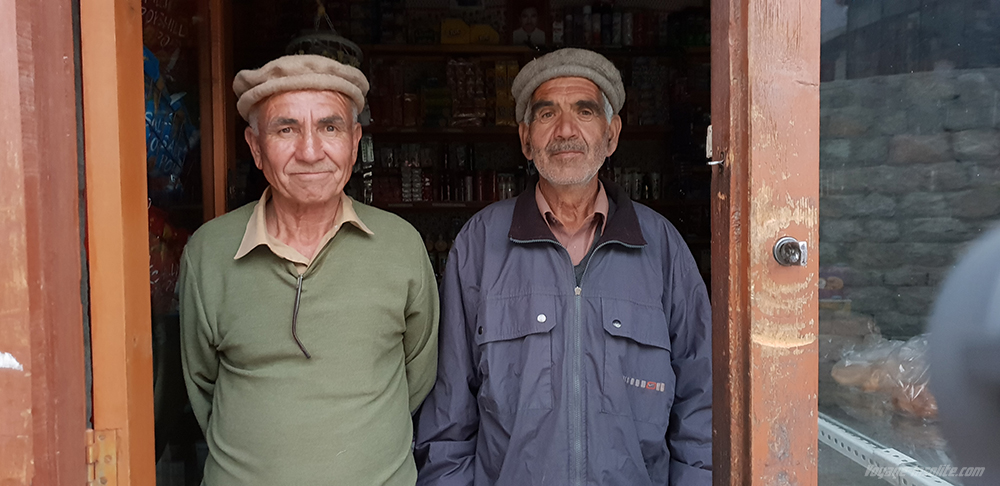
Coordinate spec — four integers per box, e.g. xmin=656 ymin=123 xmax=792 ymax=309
xmin=519 ymin=77 xmax=621 ymax=187
xmin=520 ymin=8 xmax=538 ymax=32
xmin=245 ymin=90 xmax=361 ymax=208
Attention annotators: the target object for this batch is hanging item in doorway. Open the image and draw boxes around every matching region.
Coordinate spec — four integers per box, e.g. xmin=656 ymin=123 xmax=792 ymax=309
xmin=285 ymin=0 xmax=364 ymax=69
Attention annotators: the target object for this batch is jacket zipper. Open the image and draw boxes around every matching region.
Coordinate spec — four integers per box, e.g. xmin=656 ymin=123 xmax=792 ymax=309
xmin=510 ymin=236 xmax=584 ymax=482
xmin=569 ymin=240 xmax=616 ymax=485
xmin=511 ymin=236 xmax=641 ymax=485
xmin=570 ymin=284 xmax=584 ymax=485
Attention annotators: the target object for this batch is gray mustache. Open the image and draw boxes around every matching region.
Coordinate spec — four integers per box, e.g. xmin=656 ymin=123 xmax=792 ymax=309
xmin=546 ymin=140 xmax=588 ymax=154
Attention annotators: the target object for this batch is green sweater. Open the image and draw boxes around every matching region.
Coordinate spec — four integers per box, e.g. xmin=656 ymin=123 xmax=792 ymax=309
xmin=179 ymin=201 xmax=439 ymax=485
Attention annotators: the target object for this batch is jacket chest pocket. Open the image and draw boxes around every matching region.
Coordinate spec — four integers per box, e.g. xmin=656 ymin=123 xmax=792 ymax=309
xmin=475 ymin=295 xmax=557 ymax=414
xmin=600 ymin=299 xmax=675 ymax=426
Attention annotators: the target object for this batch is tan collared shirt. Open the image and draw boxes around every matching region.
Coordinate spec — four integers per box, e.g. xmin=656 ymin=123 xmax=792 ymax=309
xmin=234 ymin=187 xmax=373 ymax=273
xmin=535 ymin=181 xmax=609 ymax=266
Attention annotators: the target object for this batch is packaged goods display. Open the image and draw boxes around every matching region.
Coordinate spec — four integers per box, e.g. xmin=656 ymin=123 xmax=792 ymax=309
xmin=369 ymin=142 xmax=526 ymax=205
xmin=553 ymin=5 xmax=708 ymax=49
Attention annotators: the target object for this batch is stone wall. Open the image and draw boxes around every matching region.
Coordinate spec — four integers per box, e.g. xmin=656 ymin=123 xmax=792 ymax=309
xmin=820 ymin=68 xmax=1000 ymax=338
xmin=821 ymin=0 xmax=1000 ymax=81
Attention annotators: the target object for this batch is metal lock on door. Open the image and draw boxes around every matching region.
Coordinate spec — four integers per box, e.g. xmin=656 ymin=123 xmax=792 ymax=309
xmin=773 ymin=236 xmax=808 ymax=266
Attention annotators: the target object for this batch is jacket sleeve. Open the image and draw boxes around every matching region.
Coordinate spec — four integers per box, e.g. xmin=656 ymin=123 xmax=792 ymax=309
xmin=179 ymin=250 xmax=219 ymax=434
xmin=414 ymin=232 xmax=481 ymax=486
xmin=404 ymin=250 xmax=441 ymax=413
xmin=663 ymin=236 xmax=713 ymax=485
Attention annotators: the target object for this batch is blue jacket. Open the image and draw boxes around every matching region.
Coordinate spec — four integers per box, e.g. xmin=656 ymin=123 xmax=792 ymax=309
xmin=414 ymin=178 xmax=712 ymax=485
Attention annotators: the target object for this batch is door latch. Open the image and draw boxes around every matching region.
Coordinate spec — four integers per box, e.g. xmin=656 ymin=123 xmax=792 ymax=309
xmin=773 ymin=236 xmax=808 ymax=266
xmin=705 ymin=125 xmax=725 ymax=166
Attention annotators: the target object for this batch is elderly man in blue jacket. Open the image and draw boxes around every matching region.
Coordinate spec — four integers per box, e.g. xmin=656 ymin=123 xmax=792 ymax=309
xmin=414 ymin=48 xmax=712 ymax=485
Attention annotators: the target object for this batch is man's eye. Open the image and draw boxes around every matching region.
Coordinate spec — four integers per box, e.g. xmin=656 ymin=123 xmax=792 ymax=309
xmin=539 ymin=112 xmax=554 ymax=119
xmin=325 ymin=125 xmax=337 ymax=132
xmin=580 ymin=109 xmax=594 ymax=117
xmin=279 ymin=127 xmax=293 ymax=134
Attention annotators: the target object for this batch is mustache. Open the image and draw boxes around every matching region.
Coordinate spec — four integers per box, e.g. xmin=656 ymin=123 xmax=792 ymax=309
xmin=288 ymin=165 xmax=337 ymax=174
xmin=546 ymin=140 xmax=588 ymax=155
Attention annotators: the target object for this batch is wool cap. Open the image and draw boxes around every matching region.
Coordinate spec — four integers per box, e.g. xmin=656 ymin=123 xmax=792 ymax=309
xmin=511 ymin=48 xmax=625 ymax=123
xmin=233 ymin=54 xmax=370 ymax=121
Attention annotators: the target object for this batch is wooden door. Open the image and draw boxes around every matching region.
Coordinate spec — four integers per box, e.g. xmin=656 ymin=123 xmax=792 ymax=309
xmin=710 ymin=0 xmax=821 ymax=483
xmin=0 ymin=0 xmax=89 ymax=484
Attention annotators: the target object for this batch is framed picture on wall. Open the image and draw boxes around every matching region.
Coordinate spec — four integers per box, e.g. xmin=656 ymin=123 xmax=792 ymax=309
xmin=507 ymin=0 xmax=549 ymax=46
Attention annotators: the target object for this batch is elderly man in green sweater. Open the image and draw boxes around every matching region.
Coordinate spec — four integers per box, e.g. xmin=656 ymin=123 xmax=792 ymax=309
xmin=179 ymin=54 xmax=439 ymax=485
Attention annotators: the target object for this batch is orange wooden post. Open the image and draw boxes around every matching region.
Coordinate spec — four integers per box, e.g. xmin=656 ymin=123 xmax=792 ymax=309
xmin=711 ymin=0 xmax=821 ymax=483
xmin=80 ymin=0 xmax=156 ymax=483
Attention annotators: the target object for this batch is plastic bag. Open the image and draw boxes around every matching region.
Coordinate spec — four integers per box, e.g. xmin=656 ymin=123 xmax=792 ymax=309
xmin=831 ymin=334 xmax=937 ymax=419
xmin=831 ymin=335 xmax=903 ymax=392
xmin=883 ymin=335 xmax=937 ymax=419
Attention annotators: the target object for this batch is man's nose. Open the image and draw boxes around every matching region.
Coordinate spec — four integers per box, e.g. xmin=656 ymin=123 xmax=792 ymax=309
xmin=295 ymin=129 xmax=324 ymax=163
xmin=552 ymin=113 xmax=580 ymax=140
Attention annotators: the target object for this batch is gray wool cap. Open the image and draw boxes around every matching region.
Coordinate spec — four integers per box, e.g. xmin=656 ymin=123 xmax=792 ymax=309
xmin=511 ymin=48 xmax=625 ymax=123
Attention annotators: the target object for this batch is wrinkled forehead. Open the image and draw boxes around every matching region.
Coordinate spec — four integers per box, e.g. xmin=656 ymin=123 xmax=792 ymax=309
xmin=256 ymin=89 xmax=354 ymax=121
xmin=531 ymin=76 xmax=604 ymax=104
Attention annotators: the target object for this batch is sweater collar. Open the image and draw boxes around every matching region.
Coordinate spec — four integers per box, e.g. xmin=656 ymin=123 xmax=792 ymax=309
xmin=234 ymin=187 xmax=374 ymax=267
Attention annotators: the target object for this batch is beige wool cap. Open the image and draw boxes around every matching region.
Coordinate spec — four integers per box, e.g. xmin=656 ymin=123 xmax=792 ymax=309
xmin=511 ymin=48 xmax=625 ymax=123
xmin=233 ymin=54 xmax=370 ymax=121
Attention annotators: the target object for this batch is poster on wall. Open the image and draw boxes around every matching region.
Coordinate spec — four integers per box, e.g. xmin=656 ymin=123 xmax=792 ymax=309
xmin=507 ymin=0 xmax=549 ymax=46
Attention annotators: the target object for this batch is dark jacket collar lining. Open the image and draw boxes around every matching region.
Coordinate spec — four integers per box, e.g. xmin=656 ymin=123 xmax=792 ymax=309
xmin=509 ymin=174 xmax=647 ymax=247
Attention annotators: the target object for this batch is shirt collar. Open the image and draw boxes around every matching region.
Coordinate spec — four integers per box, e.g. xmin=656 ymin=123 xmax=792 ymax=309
xmin=534 ymin=180 xmax=610 ymax=234
xmin=234 ymin=187 xmax=374 ymax=264
xmin=510 ymin=174 xmax=646 ymax=247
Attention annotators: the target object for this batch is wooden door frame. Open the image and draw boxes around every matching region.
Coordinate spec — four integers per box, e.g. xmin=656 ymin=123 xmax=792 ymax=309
xmin=0 ymin=0 xmax=821 ymax=483
xmin=200 ymin=0 xmax=235 ymax=220
xmin=711 ymin=0 xmax=821 ymax=483
xmin=0 ymin=0 xmax=89 ymax=483
xmin=76 ymin=0 xmax=234 ymax=483
xmin=80 ymin=0 xmax=156 ymax=482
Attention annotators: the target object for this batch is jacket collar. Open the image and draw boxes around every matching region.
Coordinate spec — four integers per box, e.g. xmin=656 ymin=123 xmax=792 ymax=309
xmin=509 ymin=174 xmax=646 ymax=247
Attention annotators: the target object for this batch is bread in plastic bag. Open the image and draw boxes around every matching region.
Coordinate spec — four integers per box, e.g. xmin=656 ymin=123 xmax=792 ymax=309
xmin=831 ymin=333 xmax=937 ymax=419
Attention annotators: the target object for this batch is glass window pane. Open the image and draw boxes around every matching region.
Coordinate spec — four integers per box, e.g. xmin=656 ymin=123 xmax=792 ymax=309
xmin=819 ymin=0 xmax=999 ymax=483
xmin=141 ymin=1 xmax=209 ymax=482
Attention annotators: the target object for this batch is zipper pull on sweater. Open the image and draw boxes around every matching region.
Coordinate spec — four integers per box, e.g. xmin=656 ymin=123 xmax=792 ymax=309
xmin=292 ymin=274 xmax=312 ymax=359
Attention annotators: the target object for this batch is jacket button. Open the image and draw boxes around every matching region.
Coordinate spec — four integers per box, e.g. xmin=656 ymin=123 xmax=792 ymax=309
xmin=536 ymin=314 xmax=547 ymax=323
xmin=478 ymin=326 xmax=484 ymax=335
xmin=612 ymin=319 xmax=622 ymax=328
